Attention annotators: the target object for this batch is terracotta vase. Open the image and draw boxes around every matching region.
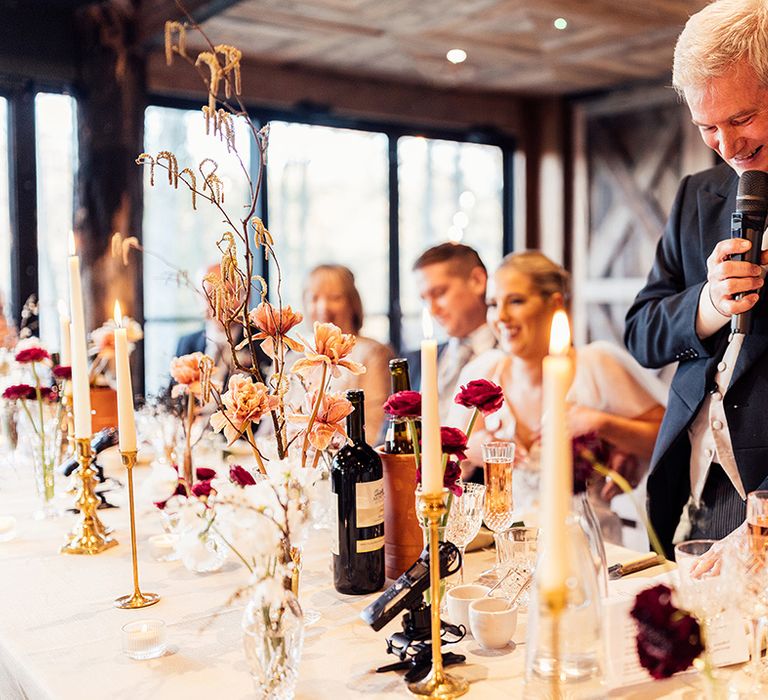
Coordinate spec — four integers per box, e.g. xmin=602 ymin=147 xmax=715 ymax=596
xmin=89 ymin=386 xmax=118 ymax=432
xmin=376 ymin=447 xmax=423 ymax=580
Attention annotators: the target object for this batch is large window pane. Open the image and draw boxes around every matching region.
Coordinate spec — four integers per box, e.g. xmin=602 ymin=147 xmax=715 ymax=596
xmin=35 ymin=93 xmax=77 ymax=349
xmin=398 ymin=137 xmax=504 ymax=350
xmin=267 ymin=122 xmax=389 ymax=343
xmin=0 ymin=97 xmax=10 ymax=324
xmin=142 ymin=105 xmax=252 ymax=395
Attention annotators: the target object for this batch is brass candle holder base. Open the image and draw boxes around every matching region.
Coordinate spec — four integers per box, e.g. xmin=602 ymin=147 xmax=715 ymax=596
xmin=114 ymin=450 xmax=159 ymax=609
xmin=408 ymin=490 xmax=468 ymax=699
xmin=61 ymin=437 xmax=117 ymax=555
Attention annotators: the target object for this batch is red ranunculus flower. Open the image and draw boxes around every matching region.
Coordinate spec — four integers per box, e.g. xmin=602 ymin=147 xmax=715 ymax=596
xmin=439 ymin=427 xmax=468 ymax=462
xmin=630 ymin=584 xmax=704 ymax=679
xmin=416 ymin=459 xmax=463 ymax=496
xmin=39 ymin=387 xmax=58 ymax=403
xmin=230 ymin=464 xmax=257 ymax=487
xmin=383 ymin=390 xmax=422 ymax=418
xmin=52 ymin=365 xmax=72 ymax=380
xmin=196 ymin=467 xmax=217 ymax=481
xmin=15 ymin=347 xmax=51 ymax=364
xmin=454 ymin=379 xmax=504 ymax=415
xmin=2 ymin=383 xmax=36 ymax=401
xmin=191 ymin=479 xmax=213 ymax=499
xmin=572 ymin=432 xmax=610 ymax=494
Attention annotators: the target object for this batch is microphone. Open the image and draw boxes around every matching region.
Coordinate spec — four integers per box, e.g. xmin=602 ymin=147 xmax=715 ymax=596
xmin=730 ymin=170 xmax=768 ymax=334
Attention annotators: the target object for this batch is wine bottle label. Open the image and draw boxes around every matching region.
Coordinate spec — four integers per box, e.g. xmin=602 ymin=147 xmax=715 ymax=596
xmin=330 ymin=493 xmax=339 ymax=556
xmin=356 ymin=534 xmax=384 ymax=554
xmin=355 ymin=479 xmax=384 ymax=528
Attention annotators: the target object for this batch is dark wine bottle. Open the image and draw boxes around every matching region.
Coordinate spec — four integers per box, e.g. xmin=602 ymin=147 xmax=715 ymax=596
xmin=331 ymin=389 xmax=385 ymax=595
xmin=383 ymin=358 xmax=418 ymax=454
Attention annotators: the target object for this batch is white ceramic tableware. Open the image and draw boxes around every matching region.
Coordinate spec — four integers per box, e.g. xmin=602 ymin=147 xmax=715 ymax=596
xmin=445 ymin=584 xmax=490 ymax=631
xmin=469 ymin=597 xmax=517 ymax=649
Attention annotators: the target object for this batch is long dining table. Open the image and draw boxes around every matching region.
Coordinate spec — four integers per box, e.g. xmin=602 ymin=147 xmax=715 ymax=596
xmin=0 ymin=450 xmax=708 ymax=699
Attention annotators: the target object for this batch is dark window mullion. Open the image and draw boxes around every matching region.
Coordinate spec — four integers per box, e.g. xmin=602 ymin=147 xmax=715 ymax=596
xmin=7 ymin=85 xmax=38 ymax=327
xmin=387 ymin=134 xmax=401 ymax=354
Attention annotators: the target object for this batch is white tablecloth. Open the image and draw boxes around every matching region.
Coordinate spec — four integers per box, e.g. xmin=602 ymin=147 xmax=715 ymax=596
xmin=0 ymin=452 xmax=704 ymax=699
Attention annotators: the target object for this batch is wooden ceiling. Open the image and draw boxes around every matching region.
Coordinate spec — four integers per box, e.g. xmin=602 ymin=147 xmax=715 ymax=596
xmin=195 ymin=0 xmax=710 ymax=96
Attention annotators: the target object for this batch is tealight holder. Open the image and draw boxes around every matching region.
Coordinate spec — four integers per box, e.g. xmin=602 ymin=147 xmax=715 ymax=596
xmin=148 ymin=533 xmax=179 ymax=562
xmin=121 ymin=619 xmax=166 ymax=660
xmin=0 ymin=515 xmax=17 ymax=542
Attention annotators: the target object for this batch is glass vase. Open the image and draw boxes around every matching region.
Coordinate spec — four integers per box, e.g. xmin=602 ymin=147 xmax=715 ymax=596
xmin=572 ymin=491 xmax=608 ymax=597
xmin=524 ymin=516 xmax=605 ymax=699
xmin=243 ymin=585 xmax=305 ymax=700
xmin=177 ymin=526 xmax=228 ymax=573
xmin=17 ymin=409 xmax=60 ymax=519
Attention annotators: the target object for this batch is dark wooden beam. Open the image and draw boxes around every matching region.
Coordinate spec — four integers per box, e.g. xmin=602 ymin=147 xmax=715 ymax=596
xmin=6 ymin=85 xmax=39 ymax=327
xmin=137 ymin=0 xmax=247 ymax=48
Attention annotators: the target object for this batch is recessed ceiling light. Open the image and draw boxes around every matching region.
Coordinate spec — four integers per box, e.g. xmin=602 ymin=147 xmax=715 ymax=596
xmin=446 ymin=48 xmax=467 ymax=65
xmin=553 ymin=17 xmax=568 ymax=30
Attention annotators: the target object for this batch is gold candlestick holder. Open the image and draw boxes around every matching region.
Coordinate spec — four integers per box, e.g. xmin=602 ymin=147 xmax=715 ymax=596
xmin=61 ymin=437 xmax=118 ymax=555
xmin=408 ymin=489 xmax=468 ymax=699
xmin=115 ymin=450 xmax=159 ymax=609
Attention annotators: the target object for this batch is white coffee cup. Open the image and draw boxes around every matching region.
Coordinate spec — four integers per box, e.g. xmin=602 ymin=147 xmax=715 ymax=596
xmin=469 ymin=597 xmax=518 ymax=649
xmin=446 ymin=584 xmax=490 ymax=631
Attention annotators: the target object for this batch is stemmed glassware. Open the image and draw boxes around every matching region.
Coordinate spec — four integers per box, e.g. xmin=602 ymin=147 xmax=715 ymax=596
xmin=481 ymin=441 xmax=516 ymax=535
xmin=445 ymin=482 xmax=486 ymax=584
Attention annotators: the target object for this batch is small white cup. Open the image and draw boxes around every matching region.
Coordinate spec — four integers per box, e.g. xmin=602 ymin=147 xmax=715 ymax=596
xmin=445 ymin=584 xmax=490 ymax=631
xmin=148 ymin=533 xmax=179 ymax=562
xmin=469 ymin=597 xmax=518 ymax=649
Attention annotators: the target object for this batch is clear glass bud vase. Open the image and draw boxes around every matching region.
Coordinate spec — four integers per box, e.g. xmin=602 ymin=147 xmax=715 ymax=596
xmin=524 ymin=516 xmax=606 ymax=699
xmin=243 ymin=583 xmax=305 ymax=700
xmin=572 ymin=492 xmax=609 ymax=597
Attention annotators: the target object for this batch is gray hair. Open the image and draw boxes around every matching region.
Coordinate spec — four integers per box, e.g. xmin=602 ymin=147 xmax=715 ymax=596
xmin=673 ymin=0 xmax=768 ymax=96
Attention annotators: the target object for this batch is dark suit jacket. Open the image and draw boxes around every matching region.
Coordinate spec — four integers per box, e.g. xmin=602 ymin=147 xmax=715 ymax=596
xmin=625 ymin=162 xmax=768 ymax=556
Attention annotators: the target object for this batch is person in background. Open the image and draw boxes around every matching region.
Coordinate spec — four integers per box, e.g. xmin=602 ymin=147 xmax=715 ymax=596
xmin=0 ymin=296 xmax=16 ymax=350
xmin=626 ymin=0 xmax=768 ymax=557
xmin=449 ymin=251 xmax=667 ymax=542
xmin=410 ymin=242 xmax=496 ymax=422
xmin=303 ymin=264 xmax=393 ymax=441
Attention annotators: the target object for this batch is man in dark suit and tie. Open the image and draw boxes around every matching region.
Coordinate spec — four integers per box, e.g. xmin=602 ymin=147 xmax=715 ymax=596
xmin=625 ymin=0 xmax=768 ymax=556
xmin=407 ymin=243 xmax=496 ymax=422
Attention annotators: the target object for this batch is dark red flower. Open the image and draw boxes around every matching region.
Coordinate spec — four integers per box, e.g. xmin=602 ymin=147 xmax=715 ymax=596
xmin=52 ymin=365 xmax=72 ymax=380
xmin=230 ymin=464 xmax=257 ymax=487
xmin=15 ymin=347 xmax=51 ymax=364
xmin=454 ymin=379 xmax=504 ymax=415
xmin=191 ymin=479 xmax=213 ymax=499
xmin=39 ymin=387 xmax=58 ymax=403
xmin=196 ymin=467 xmax=217 ymax=481
xmin=630 ymin=584 xmax=704 ymax=679
xmin=2 ymin=383 xmax=36 ymax=401
xmin=572 ymin=432 xmax=610 ymax=494
xmin=439 ymin=427 xmax=468 ymax=462
xmin=383 ymin=390 xmax=421 ymax=418
xmin=416 ymin=459 xmax=463 ymax=496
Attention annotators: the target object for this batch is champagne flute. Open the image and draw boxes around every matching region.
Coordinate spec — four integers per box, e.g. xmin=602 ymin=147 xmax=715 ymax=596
xmin=481 ymin=441 xmax=515 ymax=581
xmin=748 ymin=490 xmax=768 ymax=559
xmin=482 ymin=441 xmax=516 ymax=534
xmin=445 ymin=482 xmax=486 ymax=584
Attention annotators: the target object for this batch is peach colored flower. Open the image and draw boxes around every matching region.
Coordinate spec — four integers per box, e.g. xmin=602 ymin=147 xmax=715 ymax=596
xmin=170 ymin=352 xmax=211 ymax=396
xmin=289 ymin=390 xmax=354 ymax=451
xmin=246 ymin=301 xmax=304 ymax=357
xmin=210 ymin=374 xmax=279 ymax=444
xmin=291 ymin=322 xmax=366 ymax=379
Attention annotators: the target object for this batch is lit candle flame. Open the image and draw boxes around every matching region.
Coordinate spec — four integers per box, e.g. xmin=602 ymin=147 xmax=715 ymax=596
xmin=113 ymin=300 xmax=123 ymax=328
xmin=548 ymin=310 xmax=571 ymax=355
xmin=57 ymin=299 xmax=69 ymax=318
xmin=421 ymin=307 xmax=434 ymax=339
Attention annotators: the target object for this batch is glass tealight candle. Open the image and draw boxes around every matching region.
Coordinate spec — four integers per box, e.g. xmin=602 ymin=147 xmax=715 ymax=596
xmin=0 ymin=515 xmax=17 ymax=542
xmin=148 ymin=533 xmax=179 ymax=562
xmin=121 ymin=619 xmax=166 ymax=660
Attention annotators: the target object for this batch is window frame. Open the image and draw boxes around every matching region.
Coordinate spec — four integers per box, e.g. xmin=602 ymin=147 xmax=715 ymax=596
xmin=146 ymin=93 xmax=516 ymax=354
